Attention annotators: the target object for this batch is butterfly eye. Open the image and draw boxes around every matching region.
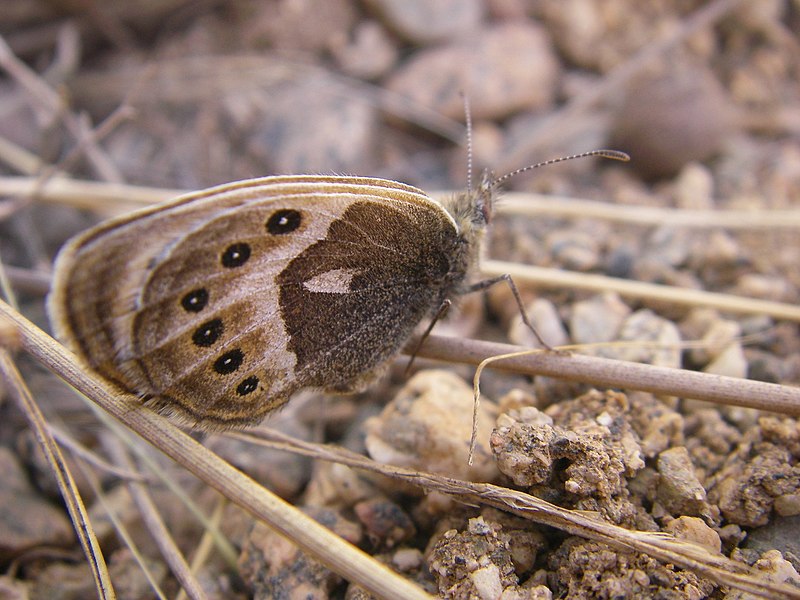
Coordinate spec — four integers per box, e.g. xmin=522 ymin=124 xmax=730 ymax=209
xmin=192 ymin=319 xmax=223 ymax=347
xmin=221 ymin=243 xmax=251 ymax=268
xmin=236 ymin=376 xmax=259 ymax=396
xmin=181 ymin=288 xmax=209 ymax=312
xmin=213 ymin=349 xmax=244 ymax=374
xmin=266 ymin=209 xmax=302 ymax=235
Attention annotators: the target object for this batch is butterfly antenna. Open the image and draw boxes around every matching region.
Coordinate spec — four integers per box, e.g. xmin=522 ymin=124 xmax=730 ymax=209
xmin=461 ymin=91 xmax=474 ymax=195
xmin=491 ymin=149 xmax=630 ymax=189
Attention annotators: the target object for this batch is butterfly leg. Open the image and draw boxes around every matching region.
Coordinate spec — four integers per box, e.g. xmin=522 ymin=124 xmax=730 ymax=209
xmin=404 ymin=299 xmax=452 ymax=375
xmin=465 ymin=274 xmax=555 ymax=351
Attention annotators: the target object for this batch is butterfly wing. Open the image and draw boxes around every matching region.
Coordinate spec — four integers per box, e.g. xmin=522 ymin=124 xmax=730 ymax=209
xmin=49 ymin=176 xmax=464 ymax=427
xmin=276 ymin=195 xmax=460 ymax=392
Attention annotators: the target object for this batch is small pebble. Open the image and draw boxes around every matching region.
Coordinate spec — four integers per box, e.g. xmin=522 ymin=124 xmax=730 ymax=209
xmin=241 ymin=75 xmax=379 ymax=174
xmin=656 ymin=447 xmax=711 ymax=520
xmin=392 ymin=547 xmax=423 ymax=572
xmin=239 ymin=507 xmax=362 ymax=598
xmin=664 ymin=516 xmax=721 ymax=554
xmin=673 ymin=162 xmax=715 ymax=210
xmin=689 ymin=319 xmax=742 ymax=366
xmin=692 ymin=230 xmax=741 ymax=275
xmin=509 ymin=298 xmax=569 ymax=349
xmin=569 ymin=292 xmax=630 ymax=345
xmin=733 ymin=273 xmax=792 ymax=302
xmin=471 ymin=564 xmax=503 ymax=600
xmin=330 ymin=20 xmax=398 ymax=79
xmin=545 ymin=229 xmax=599 ymax=271
xmin=609 ymin=309 xmax=683 ymax=369
xmin=243 ymin=0 xmax=358 ymax=52
xmin=703 ymin=341 xmax=748 ymax=379
xmin=364 ymin=0 xmax=484 ymax=44
xmin=774 ymin=494 xmax=800 ymax=518
xmin=354 ymin=498 xmax=417 ymax=548
xmin=643 ymin=226 xmax=692 ymax=268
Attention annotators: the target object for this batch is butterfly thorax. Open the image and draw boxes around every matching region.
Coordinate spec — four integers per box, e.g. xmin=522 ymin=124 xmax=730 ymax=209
xmin=440 ymin=177 xmax=494 ymax=296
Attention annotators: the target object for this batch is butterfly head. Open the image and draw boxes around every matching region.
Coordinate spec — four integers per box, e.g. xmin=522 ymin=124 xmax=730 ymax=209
xmin=442 ymin=169 xmax=496 ymax=241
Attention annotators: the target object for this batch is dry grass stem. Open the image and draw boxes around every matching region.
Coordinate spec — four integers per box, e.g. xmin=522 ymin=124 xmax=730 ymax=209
xmin=0 ymin=34 xmax=120 ymax=181
xmin=0 ymin=346 xmax=114 ymax=599
xmin=494 ymin=192 xmax=800 ymax=229
xmin=410 ymin=334 xmax=800 ymax=417
xmin=49 ymin=424 xmax=148 ymax=482
xmin=175 ymin=498 xmax=228 ymax=600
xmin=106 ymin=419 xmax=238 ymax=569
xmin=76 ymin=456 xmax=167 ymax=600
xmin=0 ymin=299 xmax=434 ymax=600
xmin=0 ymin=133 xmax=42 ymax=174
xmin=484 ymin=260 xmax=800 ymax=322
xmin=103 ymin=434 xmax=207 ymax=600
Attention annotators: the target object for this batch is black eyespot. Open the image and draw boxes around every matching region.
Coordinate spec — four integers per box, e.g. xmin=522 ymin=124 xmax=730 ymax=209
xmin=181 ymin=288 xmax=209 ymax=312
xmin=237 ymin=376 xmax=259 ymax=396
xmin=266 ymin=209 xmax=302 ymax=235
xmin=221 ymin=243 xmax=251 ymax=268
xmin=192 ymin=319 xmax=223 ymax=347
xmin=213 ymin=349 xmax=244 ymax=374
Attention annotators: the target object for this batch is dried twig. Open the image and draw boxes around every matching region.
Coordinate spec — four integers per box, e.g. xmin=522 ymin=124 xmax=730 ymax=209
xmin=0 ymin=300 xmax=434 ymax=600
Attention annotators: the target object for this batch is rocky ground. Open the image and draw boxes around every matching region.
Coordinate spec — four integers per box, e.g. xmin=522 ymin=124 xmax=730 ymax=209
xmin=1 ymin=1 xmax=800 ymax=599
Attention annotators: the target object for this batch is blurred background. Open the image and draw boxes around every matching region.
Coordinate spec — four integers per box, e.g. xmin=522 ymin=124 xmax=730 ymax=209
xmin=2 ymin=2 xmax=800 ymax=598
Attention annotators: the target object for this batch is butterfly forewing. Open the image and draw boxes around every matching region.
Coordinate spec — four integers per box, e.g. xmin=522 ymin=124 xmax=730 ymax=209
xmin=276 ymin=198 xmax=459 ymax=391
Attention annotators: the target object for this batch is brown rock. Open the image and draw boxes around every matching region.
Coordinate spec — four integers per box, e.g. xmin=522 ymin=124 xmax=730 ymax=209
xmin=569 ymin=292 xmax=630 ymax=345
xmin=548 ymin=538 xmax=714 ymax=599
xmin=239 ymin=506 xmax=362 ymax=599
xmin=364 ymin=0 xmax=484 ymax=44
xmin=708 ymin=417 xmax=800 ymax=528
xmin=610 ymin=309 xmax=682 ymax=368
xmin=656 ymin=447 xmax=712 ymax=520
xmin=386 ymin=23 xmax=558 ymax=120
xmin=492 ymin=390 xmax=650 ymax=527
xmin=0 ymin=576 xmax=30 ymax=600
xmin=205 ymin=419 xmax=313 ymax=499
xmin=238 ymin=75 xmax=379 ymax=175
xmin=509 ymin=298 xmax=569 ymax=350
xmin=243 ymin=0 xmax=358 ymax=52
xmin=364 ymin=370 xmax=499 ymax=484
xmin=330 ymin=20 xmax=399 ymax=79
xmin=354 ymin=498 xmax=416 ymax=548
xmin=428 ymin=516 xmax=519 ymax=599
xmin=609 ymin=66 xmax=735 ymax=179
xmin=0 ymin=448 xmax=73 ymax=560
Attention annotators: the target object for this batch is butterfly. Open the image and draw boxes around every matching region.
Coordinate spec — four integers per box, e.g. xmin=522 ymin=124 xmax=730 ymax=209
xmin=48 ymin=154 xmax=627 ymax=429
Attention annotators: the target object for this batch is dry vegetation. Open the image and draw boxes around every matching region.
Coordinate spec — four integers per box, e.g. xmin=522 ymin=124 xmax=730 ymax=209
xmin=1 ymin=1 xmax=800 ymax=599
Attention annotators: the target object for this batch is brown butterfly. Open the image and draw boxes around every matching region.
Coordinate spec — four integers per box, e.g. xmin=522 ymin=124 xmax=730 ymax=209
xmin=48 ymin=153 xmax=627 ymax=429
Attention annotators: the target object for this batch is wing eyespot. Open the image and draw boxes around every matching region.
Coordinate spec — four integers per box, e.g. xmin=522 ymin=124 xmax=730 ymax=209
xmin=192 ymin=319 xmax=223 ymax=347
xmin=236 ymin=376 xmax=259 ymax=396
xmin=214 ymin=349 xmax=244 ymax=374
xmin=181 ymin=288 xmax=208 ymax=312
xmin=221 ymin=243 xmax=251 ymax=268
xmin=266 ymin=209 xmax=302 ymax=235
